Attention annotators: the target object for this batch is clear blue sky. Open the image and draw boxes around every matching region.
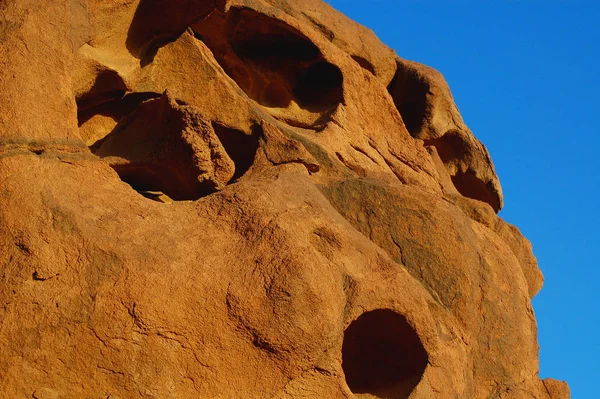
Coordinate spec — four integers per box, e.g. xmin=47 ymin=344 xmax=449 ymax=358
xmin=326 ymin=1 xmax=599 ymax=397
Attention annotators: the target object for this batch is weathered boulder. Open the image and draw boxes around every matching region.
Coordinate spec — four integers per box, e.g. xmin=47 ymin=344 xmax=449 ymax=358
xmin=0 ymin=0 xmax=568 ymax=398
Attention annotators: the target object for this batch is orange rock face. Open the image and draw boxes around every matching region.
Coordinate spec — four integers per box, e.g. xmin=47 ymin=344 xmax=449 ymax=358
xmin=0 ymin=0 xmax=568 ymax=398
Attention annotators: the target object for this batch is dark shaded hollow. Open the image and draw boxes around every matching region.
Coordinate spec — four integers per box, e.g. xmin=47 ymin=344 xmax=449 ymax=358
xmin=79 ymin=92 xmax=161 ymax=129
xmin=388 ymin=63 xmax=430 ymax=137
xmin=212 ymin=122 xmax=260 ymax=181
xmin=423 ymin=133 xmax=469 ymax=164
xmin=76 ymin=70 xmax=128 ymax=114
xmin=342 ymin=309 xmax=428 ymax=398
xmin=110 ymin=161 xmax=221 ymax=202
xmin=293 ymin=61 xmax=343 ymax=111
xmin=232 ymin=15 xmax=320 ymax=61
xmin=111 ymin=164 xmax=167 ymax=195
xmin=452 ymin=171 xmax=500 ymax=212
xmin=126 ymin=0 xmax=217 ymax=61
xmin=110 ymin=153 xmax=220 ymax=202
xmin=192 ymin=7 xmax=343 ymax=116
xmin=424 ymin=133 xmax=500 ymax=212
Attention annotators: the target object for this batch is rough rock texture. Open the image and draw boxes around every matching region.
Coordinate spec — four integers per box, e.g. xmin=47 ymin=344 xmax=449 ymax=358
xmin=0 ymin=0 xmax=568 ymax=398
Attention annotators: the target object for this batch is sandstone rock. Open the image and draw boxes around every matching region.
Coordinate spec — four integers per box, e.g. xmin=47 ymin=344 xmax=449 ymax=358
xmin=388 ymin=59 xmax=503 ymax=212
xmin=0 ymin=0 xmax=567 ymax=398
xmin=543 ymin=379 xmax=571 ymax=398
xmin=93 ymin=91 xmax=240 ymax=200
xmin=32 ymin=388 xmax=59 ymax=399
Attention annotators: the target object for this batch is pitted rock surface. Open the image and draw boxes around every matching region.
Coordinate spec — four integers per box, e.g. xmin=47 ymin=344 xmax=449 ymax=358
xmin=0 ymin=0 xmax=568 ymax=398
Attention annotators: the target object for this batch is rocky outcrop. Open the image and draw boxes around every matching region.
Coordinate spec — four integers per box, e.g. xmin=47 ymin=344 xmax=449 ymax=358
xmin=0 ymin=0 xmax=568 ymax=398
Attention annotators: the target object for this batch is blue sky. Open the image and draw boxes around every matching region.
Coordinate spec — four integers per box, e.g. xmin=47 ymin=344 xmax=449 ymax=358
xmin=326 ymin=1 xmax=599 ymax=396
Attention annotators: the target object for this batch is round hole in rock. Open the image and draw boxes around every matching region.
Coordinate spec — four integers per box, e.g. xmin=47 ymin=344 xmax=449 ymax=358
xmin=424 ymin=132 xmax=501 ymax=212
xmin=451 ymin=171 xmax=500 ymax=212
xmin=387 ymin=63 xmax=430 ymax=137
xmin=342 ymin=309 xmax=428 ymax=398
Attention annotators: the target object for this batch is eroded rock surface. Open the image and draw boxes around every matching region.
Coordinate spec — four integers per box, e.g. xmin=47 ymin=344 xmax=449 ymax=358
xmin=0 ymin=0 xmax=568 ymax=398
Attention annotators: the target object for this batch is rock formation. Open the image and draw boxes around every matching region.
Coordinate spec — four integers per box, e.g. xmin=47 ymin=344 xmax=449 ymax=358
xmin=0 ymin=0 xmax=569 ymax=398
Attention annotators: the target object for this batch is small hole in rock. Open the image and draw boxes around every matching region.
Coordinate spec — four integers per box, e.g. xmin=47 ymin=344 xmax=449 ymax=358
xmin=112 ymin=162 xmax=205 ymax=202
xmin=388 ymin=63 xmax=430 ymax=137
xmin=424 ymin=133 xmax=500 ymax=212
xmin=342 ymin=309 xmax=428 ymax=398
xmin=126 ymin=0 xmax=217 ymax=60
xmin=451 ymin=171 xmax=500 ymax=212
xmin=76 ymin=70 xmax=128 ymax=113
xmin=112 ymin=165 xmax=164 ymax=194
xmin=212 ymin=122 xmax=260 ymax=181
xmin=79 ymin=92 xmax=161 ymax=148
xmin=79 ymin=92 xmax=160 ymax=128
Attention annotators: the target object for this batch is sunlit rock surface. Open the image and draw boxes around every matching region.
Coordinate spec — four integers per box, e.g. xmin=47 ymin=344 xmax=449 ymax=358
xmin=0 ymin=0 xmax=568 ymax=398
